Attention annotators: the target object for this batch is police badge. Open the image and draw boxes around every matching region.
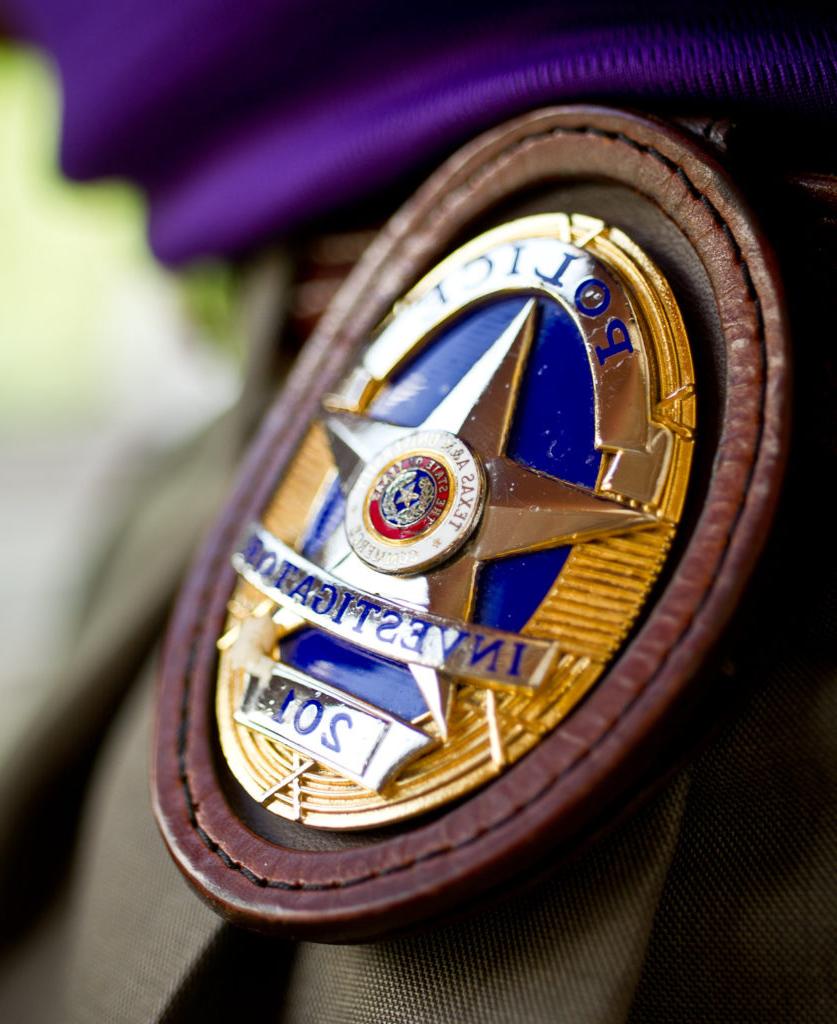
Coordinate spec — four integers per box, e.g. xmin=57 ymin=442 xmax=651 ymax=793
xmin=217 ymin=213 xmax=694 ymax=827
xmin=154 ymin=107 xmax=788 ymax=938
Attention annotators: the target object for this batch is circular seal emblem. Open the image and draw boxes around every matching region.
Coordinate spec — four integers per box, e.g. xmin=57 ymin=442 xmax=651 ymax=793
xmin=345 ymin=429 xmax=484 ymax=573
xmin=374 ymin=460 xmax=444 ymax=536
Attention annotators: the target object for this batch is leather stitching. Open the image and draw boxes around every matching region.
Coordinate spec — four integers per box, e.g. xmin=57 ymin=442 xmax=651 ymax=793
xmin=173 ymin=121 xmax=767 ymax=892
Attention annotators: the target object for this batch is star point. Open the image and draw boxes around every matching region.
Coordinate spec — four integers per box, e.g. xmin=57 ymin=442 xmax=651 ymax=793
xmin=304 ymin=298 xmax=654 ymax=733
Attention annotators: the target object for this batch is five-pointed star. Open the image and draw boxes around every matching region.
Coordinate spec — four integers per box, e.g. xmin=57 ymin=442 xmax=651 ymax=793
xmin=394 ymin=483 xmax=420 ymax=510
xmin=278 ymin=300 xmax=654 ymax=735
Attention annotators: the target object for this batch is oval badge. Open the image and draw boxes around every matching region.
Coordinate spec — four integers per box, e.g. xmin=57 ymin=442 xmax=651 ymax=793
xmin=218 ymin=214 xmax=695 ymax=828
xmin=154 ymin=107 xmax=787 ymax=939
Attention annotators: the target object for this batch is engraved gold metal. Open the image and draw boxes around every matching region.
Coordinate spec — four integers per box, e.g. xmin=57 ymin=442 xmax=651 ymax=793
xmin=216 ymin=213 xmax=696 ymax=829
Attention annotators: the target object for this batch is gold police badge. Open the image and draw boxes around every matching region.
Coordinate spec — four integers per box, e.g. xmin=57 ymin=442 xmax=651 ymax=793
xmin=215 ymin=212 xmax=695 ymax=829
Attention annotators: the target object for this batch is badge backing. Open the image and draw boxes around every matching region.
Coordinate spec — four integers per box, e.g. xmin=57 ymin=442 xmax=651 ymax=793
xmin=153 ymin=106 xmax=788 ymax=940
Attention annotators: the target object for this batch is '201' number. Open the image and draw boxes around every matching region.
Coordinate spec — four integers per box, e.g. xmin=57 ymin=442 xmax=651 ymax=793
xmin=274 ymin=689 xmax=352 ymax=754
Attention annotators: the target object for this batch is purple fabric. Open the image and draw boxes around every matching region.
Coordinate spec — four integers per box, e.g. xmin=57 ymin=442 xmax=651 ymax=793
xmin=4 ymin=2 xmax=835 ymax=263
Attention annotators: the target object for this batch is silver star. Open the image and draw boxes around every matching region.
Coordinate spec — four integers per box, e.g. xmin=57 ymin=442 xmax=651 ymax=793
xmin=284 ymin=300 xmax=653 ymax=736
xmin=394 ymin=485 xmax=418 ymax=508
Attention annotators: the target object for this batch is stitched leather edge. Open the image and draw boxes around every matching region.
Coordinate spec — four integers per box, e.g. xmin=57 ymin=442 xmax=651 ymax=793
xmin=182 ymin=127 xmax=763 ymax=889
xmin=153 ymin=106 xmax=787 ymax=937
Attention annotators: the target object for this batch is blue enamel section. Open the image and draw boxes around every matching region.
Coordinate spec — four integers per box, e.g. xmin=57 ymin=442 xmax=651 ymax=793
xmin=280 ymin=628 xmax=428 ymax=722
xmin=302 ymin=478 xmax=344 ymax=560
xmin=475 ymin=549 xmax=571 ymax=632
xmin=372 ymin=298 xmax=532 ymax=426
xmin=286 ymin=296 xmax=599 ymax=719
xmin=473 ymin=298 xmax=599 ymax=631
xmin=506 ymin=300 xmax=599 ymax=491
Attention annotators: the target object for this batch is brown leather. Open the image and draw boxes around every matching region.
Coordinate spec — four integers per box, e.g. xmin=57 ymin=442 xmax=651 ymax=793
xmin=152 ymin=106 xmax=790 ymax=940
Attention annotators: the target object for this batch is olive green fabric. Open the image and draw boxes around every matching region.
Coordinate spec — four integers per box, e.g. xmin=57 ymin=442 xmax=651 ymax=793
xmin=62 ymin=671 xmax=225 ymax=1024
xmin=626 ymin=554 xmax=837 ymax=1021
xmin=278 ymin=782 xmax=689 ymax=1024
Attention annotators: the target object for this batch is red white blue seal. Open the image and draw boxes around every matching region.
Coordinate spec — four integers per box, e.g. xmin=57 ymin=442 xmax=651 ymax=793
xmin=367 ymin=454 xmax=451 ymax=541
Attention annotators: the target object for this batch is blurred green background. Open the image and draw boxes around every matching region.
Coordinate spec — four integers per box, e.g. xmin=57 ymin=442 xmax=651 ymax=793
xmin=0 ymin=42 xmax=245 ymax=715
xmin=0 ymin=41 xmax=241 ymax=431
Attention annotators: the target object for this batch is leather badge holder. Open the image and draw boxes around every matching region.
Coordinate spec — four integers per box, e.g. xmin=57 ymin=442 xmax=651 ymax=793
xmin=153 ymin=106 xmax=789 ymax=940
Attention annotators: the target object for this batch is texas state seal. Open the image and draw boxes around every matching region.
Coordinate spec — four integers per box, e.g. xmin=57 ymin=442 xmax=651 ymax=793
xmin=215 ymin=212 xmax=695 ymax=829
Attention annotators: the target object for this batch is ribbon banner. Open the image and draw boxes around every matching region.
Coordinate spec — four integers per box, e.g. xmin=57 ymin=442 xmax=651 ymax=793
xmin=233 ymin=524 xmax=559 ymax=691
xmin=236 ymin=663 xmax=436 ymax=791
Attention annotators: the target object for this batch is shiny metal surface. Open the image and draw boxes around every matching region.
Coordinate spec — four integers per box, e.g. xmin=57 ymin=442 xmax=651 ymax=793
xmin=232 ymin=525 xmax=560 ymax=690
xmin=216 ymin=212 xmax=696 ymax=827
xmin=236 ymin=664 xmax=436 ymax=792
